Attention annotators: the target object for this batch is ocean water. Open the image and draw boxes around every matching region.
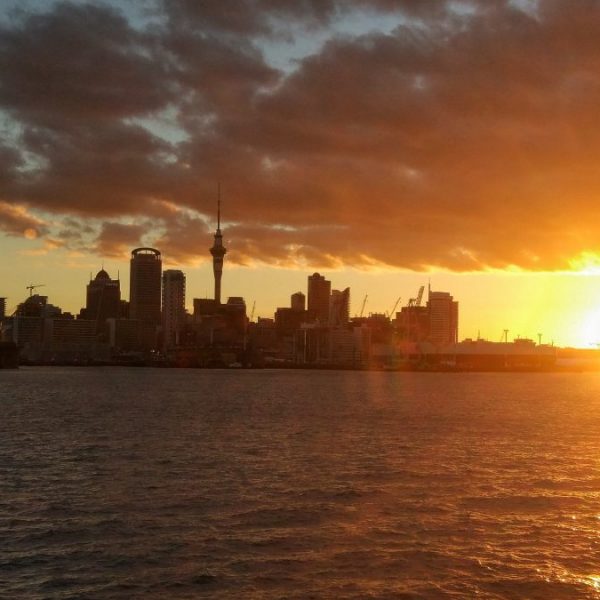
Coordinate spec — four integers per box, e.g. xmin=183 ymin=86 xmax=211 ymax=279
xmin=1 ymin=368 xmax=600 ymax=599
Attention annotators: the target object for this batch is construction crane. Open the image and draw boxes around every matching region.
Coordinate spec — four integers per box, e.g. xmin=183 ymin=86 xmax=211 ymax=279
xmin=359 ymin=294 xmax=368 ymax=318
xmin=26 ymin=284 xmax=45 ymax=297
xmin=415 ymin=285 xmax=424 ymax=306
xmin=250 ymin=301 xmax=256 ymax=322
xmin=407 ymin=285 xmax=425 ymax=307
xmin=386 ymin=296 xmax=401 ymax=319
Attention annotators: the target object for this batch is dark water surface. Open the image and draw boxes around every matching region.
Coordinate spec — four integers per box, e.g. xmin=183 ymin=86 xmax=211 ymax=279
xmin=2 ymin=368 xmax=600 ymax=599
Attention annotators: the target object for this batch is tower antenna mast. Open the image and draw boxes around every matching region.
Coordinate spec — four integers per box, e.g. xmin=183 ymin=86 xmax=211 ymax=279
xmin=217 ymin=181 xmax=221 ymax=230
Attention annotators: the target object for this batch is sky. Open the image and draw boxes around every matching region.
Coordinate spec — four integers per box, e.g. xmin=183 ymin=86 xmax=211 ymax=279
xmin=2 ymin=0 xmax=600 ymax=347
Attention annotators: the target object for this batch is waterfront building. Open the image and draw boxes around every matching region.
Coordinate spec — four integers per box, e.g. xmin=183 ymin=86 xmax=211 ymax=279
xmin=15 ymin=294 xmax=62 ymax=319
xmin=328 ymin=325 xmax=370 ymax=365
xmin=42 ymin=318 xmax=101 ymax=362
xmin=224 ymin=297 xmax=247 ymax=336
xmin=307 ymin=273 xmax=331 ymax=324
xmin=80 ymin=269 xmax=121 ymax=330
xmin=107 ymin=318 xmax=142 ymax=352
xmin=329 ymin=287 xmax=350 ymax=327
xmin=129 ymin=247 xmax=162 ymax=349
xmin=4 ymin=316 xmax=44 ymax=348
xmin=274 ymin=307 xmax=305 ymax=336
xmin=162 ymin=270 xmax=186 ymax=348
xmin=193 ymin=298 xmax=218 ymax=321
xmin=129 ymin=248 xmax=162 ymax=323
xmin=291 ymin=292 xmax=305 ymax=312
xmin=395 ymin=305 xmax=430 ymax=342
xmin=248 ymin=317 xmax=278 ymax=360
xmin=428 ymin=290 xmax=459 ymax=346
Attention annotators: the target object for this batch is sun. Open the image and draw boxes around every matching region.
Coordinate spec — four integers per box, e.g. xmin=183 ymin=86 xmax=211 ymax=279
xmin=575 ymin=307 xmax=600 ymax=348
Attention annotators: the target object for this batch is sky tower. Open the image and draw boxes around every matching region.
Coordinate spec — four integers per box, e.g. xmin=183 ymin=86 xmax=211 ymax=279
xmin=209 ymin=184 xmax=227 ymax=304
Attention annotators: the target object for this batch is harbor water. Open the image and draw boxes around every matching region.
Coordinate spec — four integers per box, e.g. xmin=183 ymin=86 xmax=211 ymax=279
xmin=1 ymin=367 xmax=600 ymax=599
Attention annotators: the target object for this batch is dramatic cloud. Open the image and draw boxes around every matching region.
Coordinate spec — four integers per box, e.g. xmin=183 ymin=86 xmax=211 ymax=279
xmin=0 ymin=2 xmax=172 ymax=123
xmin=0 ymin=201 xmax=47 ymax=239
xmin=2 ymin=0 xmax=600 ymax=270
xmin=94 ymin=221 xmax=147 ymax=258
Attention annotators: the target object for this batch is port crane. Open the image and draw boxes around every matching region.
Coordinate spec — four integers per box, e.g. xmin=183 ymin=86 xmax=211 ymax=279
xmin=26 ymin=284 xmax=45 ymax=297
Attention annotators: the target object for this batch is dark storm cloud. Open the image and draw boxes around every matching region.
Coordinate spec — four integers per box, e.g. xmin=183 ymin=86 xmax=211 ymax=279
xmin=3 ymin=0 xmax=600 ymax=270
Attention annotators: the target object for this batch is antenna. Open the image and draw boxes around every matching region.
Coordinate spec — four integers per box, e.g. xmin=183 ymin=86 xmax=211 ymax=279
xmin=217 ymin=181 xmax=221 ymax=230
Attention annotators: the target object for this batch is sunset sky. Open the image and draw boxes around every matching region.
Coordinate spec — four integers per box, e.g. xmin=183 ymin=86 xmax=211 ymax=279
xmin=2 ymin=0 xmax=600 ymax=347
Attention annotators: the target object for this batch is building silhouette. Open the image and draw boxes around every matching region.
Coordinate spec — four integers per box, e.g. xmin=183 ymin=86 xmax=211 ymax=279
xmin=329 ymin=287 xmax=350 ymax=327
xmin=129 ymin=248 xmax=162 ymax=323
xmin=80 ymin=268 xmax=121 ymax=331
xmin=307 ymin=273 xmax=331 ymax=324
xmin=395 ymin=304 xmax=429 ymax=342
xmin=428 ymin=290 xmax=459 ymax=346
xmin=0 ymin=297 xmax=5 ymax=321
xmin=291 ymin=291 xmax=305 ymax=312
xmin=129 ymin=247 xmax=162 ymax=349
xmin=210 ymin=189 xmax=227 ymax=304
xmin=162 ymin=270 xmax=186 ymax=349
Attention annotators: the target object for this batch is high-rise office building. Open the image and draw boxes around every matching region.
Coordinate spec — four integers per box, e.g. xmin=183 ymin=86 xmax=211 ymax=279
xmin=162 ymin=270 xmax=186 ymax=348
xmin=80 ymin=269 xmax=121 ymax=328
xmin=291 ymin=292 xmax=305 ymax=312
xmin=428 ymin=290 xmax=458 ymax=346
xmin=0 ymin=297 xmax=6 ymax=321
xmin=307 ymin=273 xmax=331 ymax=324
xmin=210 ymin=189 xmax=227 ymax=304
xmin=329 ymin=287 xmax=350 ymax=327
xmin=129 ymin=248 xmax=162 ymax=324
xmin=395 ymin=305 xmax=429 ymax=342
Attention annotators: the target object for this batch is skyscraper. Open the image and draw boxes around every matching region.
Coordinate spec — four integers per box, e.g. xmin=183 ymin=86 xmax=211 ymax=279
xmin=162 ymin=270 xmax=186 ymax=349
xmin=291 ymin=292 xmax=305 ymax=312
xmin=0 ymin=297 xmax=6 ymax=321
xmin=428 ymin=290 xmax=459 ymax=346
xmin=329 ymin=287 xmax=350 ymax=327
xmin=129 ymin=248 xmax=162 ymax=324
xmin=80 ymin=269 xmax=121 ymax=329
xmin=307 ymin=273 xmax=331 ymax=324
xmin=210 ymin=187 xmax=227 ymax=305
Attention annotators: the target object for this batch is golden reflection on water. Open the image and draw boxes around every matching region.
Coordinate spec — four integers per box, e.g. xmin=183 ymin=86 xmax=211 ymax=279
xmin=583 ymin=575 xmax=600 ymax=591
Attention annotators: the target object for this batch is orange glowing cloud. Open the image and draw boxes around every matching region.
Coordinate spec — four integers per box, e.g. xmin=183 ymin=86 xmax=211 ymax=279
xmin=2 ymin=1 xmax=600 ymax=271
xmin=0 ymin=201 xmax=47 ymax=239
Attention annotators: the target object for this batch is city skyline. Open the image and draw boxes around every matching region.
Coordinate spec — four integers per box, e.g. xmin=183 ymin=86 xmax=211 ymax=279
xmin=3 ymin=1 xmax=600 ymax=347
xmin=5 ymin=241 xmax=600 ymax=349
